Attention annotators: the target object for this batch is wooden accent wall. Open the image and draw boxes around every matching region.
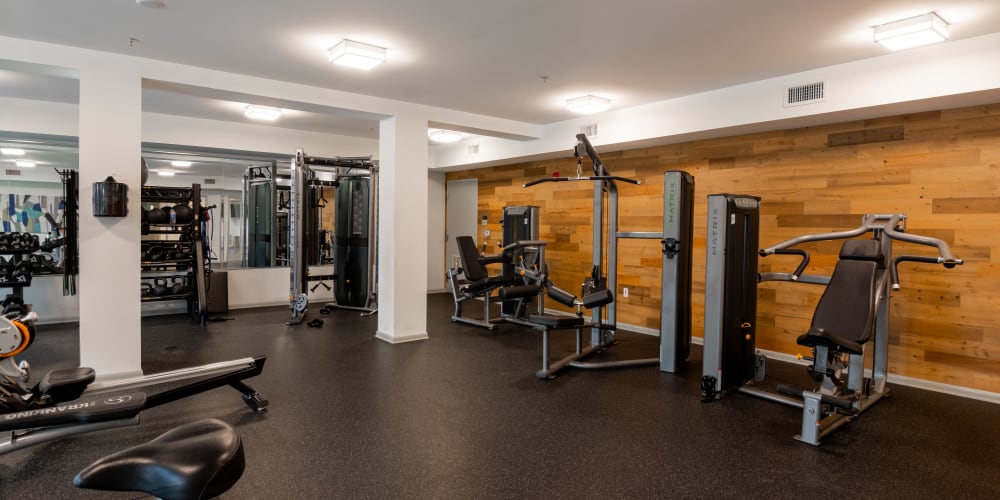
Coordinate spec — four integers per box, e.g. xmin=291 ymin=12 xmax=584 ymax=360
xmin=447 ymin=103 xmax=1000 ymax=394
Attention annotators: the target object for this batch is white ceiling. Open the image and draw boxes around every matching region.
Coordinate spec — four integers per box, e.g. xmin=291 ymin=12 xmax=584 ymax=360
xmin=2 ymin=1 xmax=1000 ymax=132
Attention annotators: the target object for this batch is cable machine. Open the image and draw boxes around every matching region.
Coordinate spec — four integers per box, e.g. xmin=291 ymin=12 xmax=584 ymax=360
xmin=522 ymin=134 xmax=694 ymax=375
xmin=287 ymin=149 xmax=378 ymax=325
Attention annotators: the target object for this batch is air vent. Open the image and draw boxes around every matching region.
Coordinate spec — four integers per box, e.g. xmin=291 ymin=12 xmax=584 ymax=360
xmin=467 ymin=144 xmax=480 ymax=155
xmin=579 ymin=123 xmax=598 ymax=137
xmin=204 ymin=178 xmax=216 ymax=185
xmin=5 ymin=169 xmax=21 ymax=176
xmin=784 ymin=81 xmax=825 ymax=107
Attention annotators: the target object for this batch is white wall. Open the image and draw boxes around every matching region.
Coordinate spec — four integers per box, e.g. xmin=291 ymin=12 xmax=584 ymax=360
xmin=431 ymin=32 xmax=1000 ymax=169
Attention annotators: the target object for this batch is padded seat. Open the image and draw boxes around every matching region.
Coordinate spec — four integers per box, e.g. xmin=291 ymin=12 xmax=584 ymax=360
xmin=73 ymin=418 xmax=245 ymax=500
xmin=38 ymin=367 xmax=96 ymax=403
xmin=797 ymin=327 xmax=863 ymax=355
xmin=527 ymin=315 xmax=585 ymax=328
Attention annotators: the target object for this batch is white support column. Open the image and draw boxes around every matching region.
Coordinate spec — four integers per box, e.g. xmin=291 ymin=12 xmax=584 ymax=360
xmin=376 ymin=113 xmax=430 ymax=343
xmin=77 ymin=63 xmax=143 ymax=379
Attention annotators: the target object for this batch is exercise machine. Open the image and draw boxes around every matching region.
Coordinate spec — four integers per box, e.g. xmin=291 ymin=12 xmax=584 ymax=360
xmin=521 ymin=134 xmax=694 ymax=377
xmin=286 ymin=149 xmax=378 ymax=324
xmin=0 ymin=313 xmax=268 ymax=456
xmin=243 ymin=162 xmax=288 ymax=268
xmin=446 ymin=236 xmax=547 ymax=330
xmin=701 ymin=207 xmax=963 ymax=445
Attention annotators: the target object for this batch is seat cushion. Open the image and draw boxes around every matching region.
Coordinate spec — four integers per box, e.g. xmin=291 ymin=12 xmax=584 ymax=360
xmin=38 ymin=367 xmax=96 ymax=402
xmin=797 ymin=327 xmax=863 ymax=355
xmin=528 ymin=315 xmax=584 ymax=328
xmin=73 ymin=418 xmax=245 ymax=500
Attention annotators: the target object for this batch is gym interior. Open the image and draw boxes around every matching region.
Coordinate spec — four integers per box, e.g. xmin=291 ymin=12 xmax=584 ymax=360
xmin=2 ymin=2 xmax=1000 ymax=498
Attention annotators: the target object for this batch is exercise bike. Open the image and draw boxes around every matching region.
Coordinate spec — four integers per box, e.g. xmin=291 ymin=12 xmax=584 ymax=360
xmin=0 ymin=312 xmax=268 ymax=456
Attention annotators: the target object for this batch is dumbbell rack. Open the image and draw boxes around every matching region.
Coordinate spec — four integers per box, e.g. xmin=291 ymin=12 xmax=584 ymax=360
xmin=0 ymin=234 xmax=40 ymax=300
xmin=140 ymin=184 xmax=207 ymax=325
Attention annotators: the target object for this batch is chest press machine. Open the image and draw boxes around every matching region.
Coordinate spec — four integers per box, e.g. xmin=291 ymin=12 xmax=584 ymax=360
xmin=519 ymin=134 xmax=695 ymax=379
xmin=701 ymin=202 xmax=963 ymax=445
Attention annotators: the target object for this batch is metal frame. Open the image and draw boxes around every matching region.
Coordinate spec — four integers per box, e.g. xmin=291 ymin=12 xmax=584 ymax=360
xmin=287 ymin=149 xmax=378 ymax=324
xmin=522 ymin=134 xmax=694 ymax=377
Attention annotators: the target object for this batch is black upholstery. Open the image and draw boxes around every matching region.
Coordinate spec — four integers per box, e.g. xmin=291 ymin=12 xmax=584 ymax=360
xmin=498 ymin=285 xmax=540 ymax=300
xmin=455 ymin=236 xmax=514 ymax=293
xmin=797 ymin=240 xmax=880 ymax=355
xmin=37 ymin=367 xmax=96 ymax=402
xmin=527 ymin=315 xmax=585 ymax=328
xmin=73 ymin=418 xmax=245 ymax=500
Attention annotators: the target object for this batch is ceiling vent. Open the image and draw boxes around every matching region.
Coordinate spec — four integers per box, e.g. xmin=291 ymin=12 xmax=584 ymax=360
xmin=579 ymin=123 xmax=598 ymax=137
xmin=467 ymin=144 xmax=480 ymax=156
xmin=784 ymin=81 xmax=825 ymax=107
xmin=5 ymin=169 xmax=21 ymax=176
xmin=204 ymin=178 xmax=216 ymax=185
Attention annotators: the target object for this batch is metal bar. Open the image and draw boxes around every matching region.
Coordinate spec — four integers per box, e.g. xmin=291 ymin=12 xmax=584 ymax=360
xmin=138 ymin=357 xmax=267 ymax=411
xmin=569 ymin=358 xmax=659 ymax=369
xmin=738 ymin=385 xmax=805 ymax=408
xmin=616 ymin=231 xmax=663 ymax=239
xmin=85 ymin=357 xmax=260 ymax=393
xmin=759 ymin=215 xmax=872 ymax=255
xmin=0 ymin=417 xmax=139 ymax=456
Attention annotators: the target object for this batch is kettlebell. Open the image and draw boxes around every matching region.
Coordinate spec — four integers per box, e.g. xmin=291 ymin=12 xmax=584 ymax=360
xmin=172 ymin=203 xmax=193 ymax=224
xmin=170 ymin=276 xmax=192 ymax=296
xmin=141 ymin=282 xmax=154 ymax=298
xmin=151 ymin=278 xmax=171 ymax=297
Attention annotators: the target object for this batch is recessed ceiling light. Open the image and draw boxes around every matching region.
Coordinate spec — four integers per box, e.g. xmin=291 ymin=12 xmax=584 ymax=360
xmin=244 ymin=105 xmax=282 ymax=121
xmin=328 ymin=39 xmax=387 ymax=70
xmin=157 ymin=169 xmax=176 ymax=177
xmin=874 ymin=12 xmax=949 ymax=51
xmin=566 ymin=95 xmax=611 ymax=114
xmin=428 ymin=129 xmax=463 ymax=143
xmin=1 ymin=148 xmax=25 ymax=155
xmin=171 ymin=160 xmax=193 ymax=167
xmin=15 ymin=160 xmax=36 ymax=168
xmin=136 ymin=0 xmax=165 ymax=8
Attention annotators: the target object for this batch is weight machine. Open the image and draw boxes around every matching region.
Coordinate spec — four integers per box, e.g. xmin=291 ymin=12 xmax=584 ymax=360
xmin=701 ymin=203 xmax=963 ymax=445
xmin=287 ymin=149 xmax=378 ymax=325
xmin=520 ymin=134 xmax=694 ymax=377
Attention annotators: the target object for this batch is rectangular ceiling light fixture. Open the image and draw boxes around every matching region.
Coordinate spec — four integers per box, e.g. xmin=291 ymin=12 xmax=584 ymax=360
xmin=566 ymin=95 xmax=611 ymax=114
xmin=15 ymin=160 xmax=36 ymax=168
xmin=329 ymin=39 xmax=387 ymax=70
xmin=157 ymin=169 xmax=176 ymax=177
xmin=874 ymin=12 xmax=949 ymax=51
xmin=244 ymin=105 xmax=282 ymax=121
xmin=1 ymin=148 xmax=25 ymax=155
xmin=171 ymin=160 xmax=193 ymax=167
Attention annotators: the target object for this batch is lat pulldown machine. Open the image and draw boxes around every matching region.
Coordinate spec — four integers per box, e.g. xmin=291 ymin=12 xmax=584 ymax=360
xmin=701 ymin=201 xmax=963 ymax=445
xmin=287 ymin=149 xmax=378 ymax=325
xmin=521 ymin=134 xmax=694 ymax=377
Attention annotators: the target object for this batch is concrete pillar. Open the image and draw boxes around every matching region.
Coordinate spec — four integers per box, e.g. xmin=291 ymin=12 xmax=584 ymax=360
xmin=77 ymin=63 xmax=143 ymax=378
xmin=376 ymin=113 xmax=429 ymax=343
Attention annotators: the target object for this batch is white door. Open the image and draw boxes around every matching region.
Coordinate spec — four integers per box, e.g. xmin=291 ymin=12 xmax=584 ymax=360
xmin=445 ymin=179 xmax=478 ymax=291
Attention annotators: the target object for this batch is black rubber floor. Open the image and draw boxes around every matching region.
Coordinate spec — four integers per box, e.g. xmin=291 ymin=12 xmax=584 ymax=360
xmin=3 ymin=294 xmax=999 ymax=499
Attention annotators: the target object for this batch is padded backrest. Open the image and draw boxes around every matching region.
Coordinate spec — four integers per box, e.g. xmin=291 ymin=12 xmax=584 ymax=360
xmin=839 ymin=238 xmax=882 ymax=263
xmin=456 ymin=236 xmax=489 ymax=281
xmin=811 ymin=241 xmax=880 ymax=345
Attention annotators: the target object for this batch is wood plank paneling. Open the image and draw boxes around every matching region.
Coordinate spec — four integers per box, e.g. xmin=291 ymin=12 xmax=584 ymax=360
xmin=447 ymin=102 xmax=1000 ymax=394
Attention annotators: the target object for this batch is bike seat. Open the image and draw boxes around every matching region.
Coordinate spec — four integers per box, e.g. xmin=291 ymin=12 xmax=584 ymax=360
xmin=37 ymin=367 xmax=95 ymax=403
xmin=73 ymin=418 xmax=245 ymax=500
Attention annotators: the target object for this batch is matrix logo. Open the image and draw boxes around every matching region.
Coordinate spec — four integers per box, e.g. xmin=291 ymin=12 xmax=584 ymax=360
xmin=710 ymin=207 xmax=721 ymax=256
